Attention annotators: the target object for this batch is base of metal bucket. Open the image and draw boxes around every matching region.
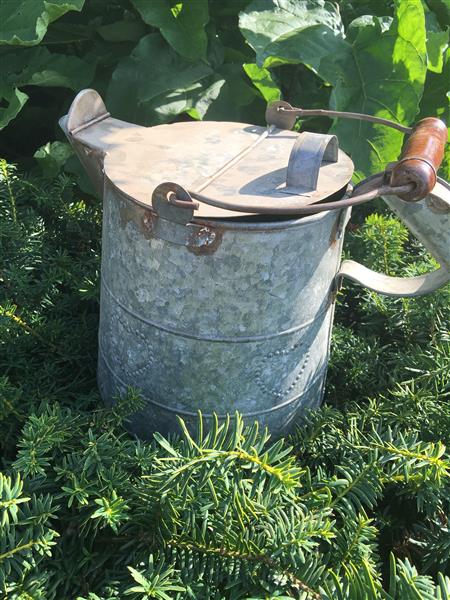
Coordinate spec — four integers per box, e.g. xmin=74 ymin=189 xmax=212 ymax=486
xmin=97 ymin=354 xmax=327 ymax=439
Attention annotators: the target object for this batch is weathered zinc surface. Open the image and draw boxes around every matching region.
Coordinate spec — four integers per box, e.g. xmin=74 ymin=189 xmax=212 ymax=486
xmin=97 ymin=178 xmax=349 ymax=438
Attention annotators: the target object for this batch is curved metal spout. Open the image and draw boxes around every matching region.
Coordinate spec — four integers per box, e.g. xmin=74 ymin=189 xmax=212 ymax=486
xmin=354 ymin=173 xmax=450 ymax=275
xmin=59 ymin=89 xmax=141 ymax=196
xmin=384 ymin=177 xmax=450 ymax=272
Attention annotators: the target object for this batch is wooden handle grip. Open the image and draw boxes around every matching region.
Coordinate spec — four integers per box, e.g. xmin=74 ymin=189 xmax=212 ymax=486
xmin=390 ymin=117 xmax=447 ymax=201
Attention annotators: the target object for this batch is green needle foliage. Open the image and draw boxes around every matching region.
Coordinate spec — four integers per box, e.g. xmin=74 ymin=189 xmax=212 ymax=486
xmin=1 ymin=144 xmax=450 ymax=600
xmin=0 ymin=0 xmax=449 ymax=597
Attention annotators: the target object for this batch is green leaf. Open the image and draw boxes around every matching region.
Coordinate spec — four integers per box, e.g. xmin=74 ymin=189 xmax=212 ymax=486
xmin=107 ymin=33 xmax=212 ymax=124
xmin=0 ymin=0 xmax=85 ymax=46
xmin=0 ymin=46 xmax=94 ymax=130
xmin=243 ymin=63 xmax=281 ymax=102
xmin=153 ymin=431 xmax=180 ymax=457
xmin=4 ymin=47 xmax=95 ymax=90
xmin=426 ymin=0 xmax=450 ymax=29
xmin=34 ymin=142 xmax=74 ymax=179
xmin=201 ymin=63 xmax=266 ymax=123
xmin=64 ymin=154 xmax=96 ymax=195
xmin=426 ymin=29 xmax=449 ymax=73
xmin=419 ymin=48 xmax=450 ymax=120
xmin=418 ymin=47 xmax=450 ymax=179
xmin=96 ymin=19 xmax=146 ymax=43
xmin=425 ymin=9 xmax=450 ymax=74
xmin=131 ymin=0 xmax=209 ymax=60
xmin=133 ymin=77 xmax=225 ymax=125
xmin=127 ymin=566 xmax=150 ymax=588
xmin=241 ymin=3 xmax=348 ymax=91
xmin=330 ymin=1 xmax=428 ymax=178
xmin=187 ymin=78 xmax=225 ymax=119
xmin=0 ymin=85 xmax=28 ymax=130
xmin=239 ymin=0 xmax=344 ymax=68
xmin=240 ymin=0 xmax=428 ymax=178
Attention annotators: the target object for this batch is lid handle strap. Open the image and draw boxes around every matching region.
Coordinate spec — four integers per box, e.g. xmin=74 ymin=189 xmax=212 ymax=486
xmin=284 ymin=132 xmax=338 ymax=194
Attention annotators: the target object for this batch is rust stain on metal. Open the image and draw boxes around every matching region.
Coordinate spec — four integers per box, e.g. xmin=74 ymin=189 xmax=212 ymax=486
xmin=119 ymin=201 xmax=155 ymax=239
xmin=329 ymin=210 xmax=348 ymax=247
xmin=329 ymin=217 xmax=340 ymax=246
xmin=187 ymin=226 xmax=223 ymax=255
xmin=142 ymin=209 xmax=156 ymax=233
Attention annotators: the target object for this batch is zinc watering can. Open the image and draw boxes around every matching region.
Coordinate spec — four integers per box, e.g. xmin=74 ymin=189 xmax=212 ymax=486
xmin=60 ymin=90 xmax=450 ymax=438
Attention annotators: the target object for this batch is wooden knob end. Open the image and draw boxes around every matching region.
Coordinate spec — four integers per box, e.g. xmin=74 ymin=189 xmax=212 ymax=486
xmin=390 ymin=117 xmax=447 ymax=201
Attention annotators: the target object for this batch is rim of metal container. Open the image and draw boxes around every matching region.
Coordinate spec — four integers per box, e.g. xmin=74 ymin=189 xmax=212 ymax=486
xmin=106 ymin=174 xmax=349 ymax=231
xmin=95 ymin=119 xmax=353 ymax=220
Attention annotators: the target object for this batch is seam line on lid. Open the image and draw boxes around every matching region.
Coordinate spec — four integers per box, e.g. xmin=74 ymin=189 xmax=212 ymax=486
xmin=193 ymin=125 xmax=277 ymax=194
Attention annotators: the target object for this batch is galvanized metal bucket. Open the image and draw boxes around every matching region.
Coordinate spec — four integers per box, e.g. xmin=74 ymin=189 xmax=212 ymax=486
xmin=60 ymin=89 xmax=450 ymax=438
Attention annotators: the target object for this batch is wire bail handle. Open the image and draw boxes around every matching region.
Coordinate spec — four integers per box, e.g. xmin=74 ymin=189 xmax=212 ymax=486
xmin=157 ymin=101 xmax=448 ymax=216
xmin=265 ymin=100 xmax=448 ymax=204
xmin=153 ymin=103 xmax=450 ymax=298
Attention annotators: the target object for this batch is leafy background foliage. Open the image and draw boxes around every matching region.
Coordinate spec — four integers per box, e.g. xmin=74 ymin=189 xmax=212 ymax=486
xmin=0 ymin=0 xmax=450 ymax=598
xmin=0 ymin=0 xmax=449 ymax=180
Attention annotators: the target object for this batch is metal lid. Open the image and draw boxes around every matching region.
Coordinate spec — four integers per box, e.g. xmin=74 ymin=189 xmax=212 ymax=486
xmin=63 ymin=89 xmax=354 ymax=219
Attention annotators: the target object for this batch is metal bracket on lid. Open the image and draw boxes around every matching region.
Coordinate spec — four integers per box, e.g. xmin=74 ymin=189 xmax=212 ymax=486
xmin=60 ymin=89 xmax=112 ymax=196
xmin=60 ymin=89 xmax=144 ymax=197
xmin=66 ymin=88 xmax=110 ymax=135
xmin=281 ymin=132 xmax=339 ymax=195
xmin=265 ymin=100 xmax=297 ymax=130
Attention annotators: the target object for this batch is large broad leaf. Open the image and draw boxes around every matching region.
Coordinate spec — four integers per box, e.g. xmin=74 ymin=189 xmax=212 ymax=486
xmin=418 ymin=47 xmax=450 ymax=179
xmin=426 ymin=0 xmax=450 ymax=29
xmin=275 ymin=63 xmax=333 ymax=132
xmin=34 ymin=141 xmax=74 ymax=179
xmin=5 ymin=47 xmax=95 ymax=90
xmin=239 ymin=0 xmax=343 ymax=67
xmin=243 ymin=63 xmax=281 ymax=102
xmin=424 ymin=9 xmax=449 ymax=73
xmin=107 ymin=33 xmax=213 ymax=124
xmin=426 ymin=29 xmax=449 ymax=73
xmin=419 ymin=48 xmax=450 ymax=121
xmin=0 ymin=0 xmax=85 ymax=46
xmin=0 ymin=47 xmax=95 ymax=130
xmin=331 ymin=0 xmax=427 ymax=177
xmin=202 ymin=63 xmax=267 ymax=124
xmin=239 ymin=0 xmax=349 ymax=86
xmin=330 ymin=2 xmax=427 ymax=179
xmin=96 ymin=20 xmax=146 ymax=43
xmin=0 ymin=85 xmax=28 ymax=130
xmin=131 ymin=0 xmax=209 ymax=60
xmin=132 ymin=78 xmax=226 ymax=125
xmin=239 ymin=0 xmax=427 ymax=178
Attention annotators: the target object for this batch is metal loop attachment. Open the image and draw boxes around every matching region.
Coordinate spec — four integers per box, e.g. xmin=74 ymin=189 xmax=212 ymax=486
xmin=167 ymin=191 xmax=200 ymax=210
xmin=152 ymin=182 xmax=198 ymax=225
xmin=265 ymin=100 xmax=297 ymax=130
